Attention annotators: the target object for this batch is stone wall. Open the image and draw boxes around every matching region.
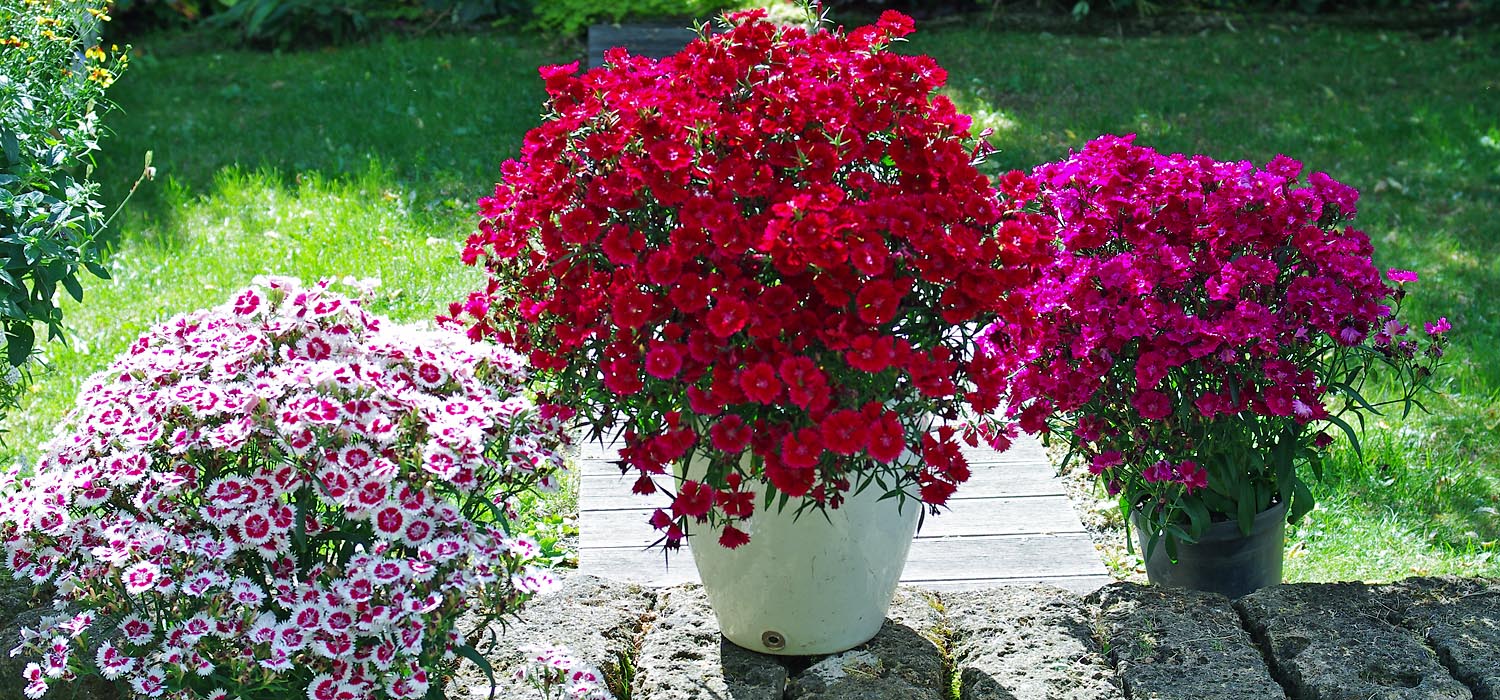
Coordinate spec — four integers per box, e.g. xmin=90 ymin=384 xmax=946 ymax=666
xmin=3 ymin=575 xmax=1496 ymax=700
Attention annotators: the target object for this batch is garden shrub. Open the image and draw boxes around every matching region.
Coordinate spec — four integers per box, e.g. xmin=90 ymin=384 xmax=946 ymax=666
xmin=0 ymin=0 xmax=126 ymax=394
xmin=112 ymin=0 xmax=535 ymax=46
xmin=530 ymin=0 xmax=742 ymax=37
xmin=0 ymin=277 xmax=572 ymax=699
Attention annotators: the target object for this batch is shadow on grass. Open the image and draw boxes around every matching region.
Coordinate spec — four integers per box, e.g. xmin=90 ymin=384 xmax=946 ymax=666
xmin=93 ymin=29 xmax=572 ymax=250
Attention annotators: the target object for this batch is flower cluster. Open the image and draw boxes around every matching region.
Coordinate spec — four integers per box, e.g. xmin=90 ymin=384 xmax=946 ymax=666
xmin=980 ymin=135 xmax=1448 ymax=541
xmin=512 ymin=644 xmax=614 ymax=700
xmin=447 ymin=8 xmax=1051 ymax=548
xmin=1 ymin=278 xmax=572 ymax=700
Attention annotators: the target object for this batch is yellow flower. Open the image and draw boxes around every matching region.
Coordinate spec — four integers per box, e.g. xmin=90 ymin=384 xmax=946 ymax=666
xmin=88 ymin=67 xmax=112 ymax=85
xmin=37 ymin=16 xmax=61 ymax=27
xmin=85 ymin=45 xmax=106 ymax=62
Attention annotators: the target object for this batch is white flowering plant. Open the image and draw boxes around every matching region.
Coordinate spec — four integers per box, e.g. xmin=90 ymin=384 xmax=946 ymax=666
xmin=513 ymin=644 xmax=613 ymax=700
xmin=0 ymin=277 xmax=573 ymax=700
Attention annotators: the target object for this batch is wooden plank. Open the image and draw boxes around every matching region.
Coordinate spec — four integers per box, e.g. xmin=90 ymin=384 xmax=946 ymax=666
xmin=578 ymin=460 xmax=1064 ymax=501
xmin=581 ymin=532 xmax=1107 ymax=588
xmin=581 ymin=547 xmax=700 ymax=587
xmin=579 ymin=495 xmax=1086 ymax=548
xmin=575 ymin=434 xmax=1064 ymax=497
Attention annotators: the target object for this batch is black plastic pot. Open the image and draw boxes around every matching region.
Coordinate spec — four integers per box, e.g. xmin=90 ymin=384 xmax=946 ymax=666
xmin=1132 ymin=500 xmax=1288 ymax=599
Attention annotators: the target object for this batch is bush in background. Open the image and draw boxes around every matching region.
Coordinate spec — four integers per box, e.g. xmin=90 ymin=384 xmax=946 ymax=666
xmin=0 ymin=0 xmax=125 ymax=423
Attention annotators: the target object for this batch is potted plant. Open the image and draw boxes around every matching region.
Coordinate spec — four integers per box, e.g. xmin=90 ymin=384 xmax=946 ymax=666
xmin=979 ymin=135 xmax=1449 ymax=599
xmin=0 ymin=278 xmax=576 ymax=699
xmin=447 ymin=7 xmax=1050 ymax=654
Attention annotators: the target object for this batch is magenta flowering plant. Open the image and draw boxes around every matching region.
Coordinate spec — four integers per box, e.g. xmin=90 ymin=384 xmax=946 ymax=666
xmin=980 ymin=135 xmax=1449 ymax=553
xmin=0 ymin=278 xmax=573 ymax=700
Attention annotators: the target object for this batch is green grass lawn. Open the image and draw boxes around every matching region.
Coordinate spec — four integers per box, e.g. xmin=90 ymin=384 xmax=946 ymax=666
xmin=5 ymin=18 xmax=1497 ymax=582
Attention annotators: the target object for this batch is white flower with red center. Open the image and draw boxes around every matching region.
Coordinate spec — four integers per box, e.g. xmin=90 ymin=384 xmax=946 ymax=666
xmin=123 ymin=561 xmax=161 ymax=595
xmin=22 ymin=662 xmax=46 ymax=699
xmin=276 ymin=622 xmax=308 ymax=651
xmin=231 ymin=578 xmax=265 ymax=606
xmin=513 ymin=566 xmax=558 ymax=595
xmin=411 ymin=361 xmax=447 ymax=389
xmin=316 ymin=467 xmax=355 ymax=506
xmin=241 ymin=508 xmax=274 ymax=545
xmin=337 ymin=444 xmax=376 ymax=473
xmin=95 ymin=641 xmax=136 ymax=680
xmin=312 ymin=631 xmax=354 ymax=659
xmin=397 ymin=623 xmax=424 ymax=653
xmin=296 ymin=334 xmax=335 ymax=361
xmin=248 ymin=612 xmax=279 ymax=645
xmin=372 ymin=505 xmax=406 ymax=540
xmin=421 ymin=445 xmax=460 ymax=479
xmin=323 ymin=609 xmax=354 ymax=634
xmin=128 ymin=665 xmax=167 ymax=697
xmin=400 ymin=517 xmax=434 ymax=548
xmin=352 ymin=479 xmax=389 ymax=512
xmin=119 ymin=614 xmax=155 ymax=645
xmin=231 ymin=287 xmax=265 ymax=317
xmin=387 ymin=667 xmax=430 ymax=699
xmin=394 ymin=483 xmax=427 ymax=512
xmin=260 ymin=646 xmax=294 ymax=672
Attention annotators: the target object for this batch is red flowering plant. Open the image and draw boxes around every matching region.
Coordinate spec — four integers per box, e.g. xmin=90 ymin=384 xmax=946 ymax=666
xmin=446 ymin=7 xmax=1052 ymax=550
xmin=0 ymin=278 xmax=573 ymax=700
xmin=979 ymin=135 xmax=1450 ymax=555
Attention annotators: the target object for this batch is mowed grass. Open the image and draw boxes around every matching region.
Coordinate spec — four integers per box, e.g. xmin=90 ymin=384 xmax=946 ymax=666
xmin=908 ymin=23 xmax=1500 ymax=580
xmin=5 ymin=19 xmax=1497 ymax=580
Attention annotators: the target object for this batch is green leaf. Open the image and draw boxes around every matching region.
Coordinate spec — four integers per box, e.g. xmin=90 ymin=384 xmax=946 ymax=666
xmin=1332 ymin=381 xmax=1382 ymax=416
xmin=84 ymin=260 xmax=110 ymax=280
xmin=1 ymin=129 xmax=17 ymax=166
xmin=1182 ymin=498 xmax=1210 ymax=539
xmin=1324 ymin=413 xmax=1364 ymax=463
xmin=5 ymin=322 xmax=34 ymax=367
xmin=452 ymin=643 xmax=498 ymax=700
xmin=61 ymin=274 xmax=83 ymax=303
xmin=1236 ymin=480 xmax=1255 ymax=537
xmin=1289 ymin=477 xmax=1316 ymax=524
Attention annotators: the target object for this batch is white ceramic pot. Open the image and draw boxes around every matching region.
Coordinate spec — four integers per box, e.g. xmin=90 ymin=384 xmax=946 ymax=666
xmin=681 ymin=452 xmax=922 ymax=656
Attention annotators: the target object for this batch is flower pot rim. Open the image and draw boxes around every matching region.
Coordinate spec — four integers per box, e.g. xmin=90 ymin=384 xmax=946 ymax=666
xmin=1133 ymin=498 xmax=1289 ymax=545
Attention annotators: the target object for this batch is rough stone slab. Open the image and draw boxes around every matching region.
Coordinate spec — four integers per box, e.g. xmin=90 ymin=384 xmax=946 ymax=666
xmin=1388 ymin=577 xmax=1500 ymax=700
xmin=631 ymin=585 xmax=788 ymax=700
xmin=786 ymin=587 xmax=948 ymax=700
xmin=1236 ymin=582 xmax=1471 ymax=700
xmin=446 ymin=575 xmax=655 ymax=699
xmin=945 ymin=585 xmax=1120 ymax=700
xmin=1092 ymin=583 xmax=1285 ymax=700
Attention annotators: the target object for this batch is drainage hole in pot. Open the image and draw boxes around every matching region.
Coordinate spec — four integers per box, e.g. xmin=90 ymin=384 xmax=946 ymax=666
xmin=761 ymin=631 xmax=786 ymax=651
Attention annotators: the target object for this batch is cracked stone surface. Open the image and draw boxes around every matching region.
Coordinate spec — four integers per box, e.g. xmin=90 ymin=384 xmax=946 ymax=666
xmin=945 ymin=585 xmax=1120 ymax=700
xmin=1236 ymin=582 xmax=1472 ymax=700
xmin=1092 ymin=582 xmax=1285 ymax=700
xmin=785 ymin=587 xmax=948 ymax=700
xmin=6 ymin=575 xmax=1500 ymax=700
xmin=445 ymin=575 xmax=656 ymax=700
xmin=1389 ymin=577 xmax=1500 ymax=700
xmin=631 ymin=585 xmax=790 ymax=700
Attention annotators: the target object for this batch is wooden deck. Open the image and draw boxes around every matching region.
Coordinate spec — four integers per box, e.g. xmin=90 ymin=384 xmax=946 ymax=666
xmin=575 ymin=434 xmax=1113 ymax=593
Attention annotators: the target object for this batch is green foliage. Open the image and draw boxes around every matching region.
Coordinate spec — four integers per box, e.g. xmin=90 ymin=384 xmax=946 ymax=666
xmin=0 ymin=0 xmax=124 ymax=413
xmin=206 ymin=0 xmax=382 ymax=46
xmin=530 ymin=0 xmax=742 ymax=36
